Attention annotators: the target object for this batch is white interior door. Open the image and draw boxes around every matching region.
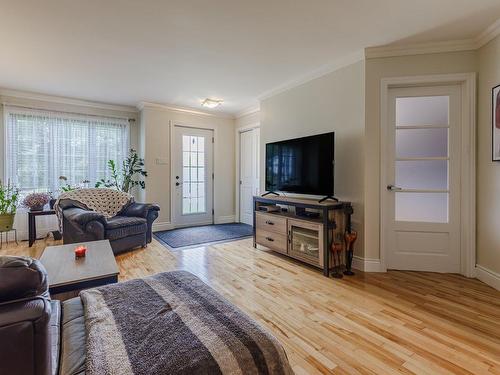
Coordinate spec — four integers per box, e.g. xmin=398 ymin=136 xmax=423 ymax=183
xmin=172 ymin=126 xmax=214 ymax=227
xmin=239 ymin=128 xmax=260 ymax=225
xmin=383 ymin=85 xmax=461 ymax=273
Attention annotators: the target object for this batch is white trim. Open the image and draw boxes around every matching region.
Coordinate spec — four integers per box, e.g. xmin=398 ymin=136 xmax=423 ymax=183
xmin=138 ymin=101 xmax=234 ymax=119
xmin=235 ymin=123 xmax=260 ymax=223
xmin=475 ymin=18 xmax=500 ymax=49
xmin=365 ymin=17 xmax=500 ymax=58
xmin=258 ymin=50 xmax=365 ymax=100
xmin=152 ymin=221 xmax=174 ymax=232
xmin=215 ymin=215 xmax=236 ymax=224
xmin=352 ymin=256 xmax=384 ymax=272
xmin=476 ymin=265 xmax=500 ymax=291
xmin=0 ymin=88 xmax=137 ymax=114
xmin=365 ymin=39 xmax=476 ymax=59
xmin=235 ymin=105 xmax=260 ymax=119
xmin=379 ymin=73 xmax=476 ymax=277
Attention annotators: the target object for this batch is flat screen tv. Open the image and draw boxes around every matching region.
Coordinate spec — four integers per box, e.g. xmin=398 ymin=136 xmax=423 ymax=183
xmin=265 ymin=132 xmax=335 ymax=196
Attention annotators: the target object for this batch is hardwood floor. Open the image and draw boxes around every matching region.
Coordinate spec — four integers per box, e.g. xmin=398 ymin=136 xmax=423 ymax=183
xmin=2 ymin=237 xmax=500 ymax=374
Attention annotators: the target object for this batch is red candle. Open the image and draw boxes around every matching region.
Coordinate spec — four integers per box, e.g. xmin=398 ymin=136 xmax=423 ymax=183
xmin=74 ymin=245 xmax=87 ymax=258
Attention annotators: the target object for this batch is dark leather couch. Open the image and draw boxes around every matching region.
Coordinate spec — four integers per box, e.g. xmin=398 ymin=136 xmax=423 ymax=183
xmin=59 ymin=199 xmax=160 ymax=254
xmin=0 ymin=256 xmax=87 ymax=375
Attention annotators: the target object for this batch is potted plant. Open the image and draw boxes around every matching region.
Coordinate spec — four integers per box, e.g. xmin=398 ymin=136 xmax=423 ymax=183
xmin=95 ymin=149 xmax=148 ymax=193
xmin=0 ymin=180 xmax=19 ymax=232
xmin=22 ymin=192 xmax=51 ymax=211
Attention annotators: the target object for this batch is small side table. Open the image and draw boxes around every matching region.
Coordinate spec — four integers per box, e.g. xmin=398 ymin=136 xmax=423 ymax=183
xmin=28 ymin=209 xmax=62 ymax=247
xmin=0 ymin=229 xmax=18 ymax=249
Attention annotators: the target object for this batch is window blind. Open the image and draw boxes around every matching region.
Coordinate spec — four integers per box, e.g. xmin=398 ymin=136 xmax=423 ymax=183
xmin=4 ymin=106 xmax=129 ymax=193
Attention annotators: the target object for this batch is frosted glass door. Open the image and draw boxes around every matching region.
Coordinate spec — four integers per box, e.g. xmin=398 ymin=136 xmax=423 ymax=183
xmin=173 ymin=126 xmax=214 ymax=227
xmin=384 ymin=85 xmax=461 ymax=273
xmin=394 ymin=96 xmax=449 ymax=223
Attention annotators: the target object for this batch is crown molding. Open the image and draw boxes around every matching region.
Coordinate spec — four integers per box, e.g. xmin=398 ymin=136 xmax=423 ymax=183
xmin=475 ymin=17 xmax=500 ymax=49
xmin=365 ymin=17 xmax=500 ymax=59
xmin=257 ymin=49 xmax=365 ymax=101
xmin=0 ymin=88 xmax=137 ymax=113
xmin=365 ymin=38 xmax=477 ymax=59
xmin=137 ymin=101 xmax=235 ymax=119
xmin=235 ymin=105 xmax=260 ymax=119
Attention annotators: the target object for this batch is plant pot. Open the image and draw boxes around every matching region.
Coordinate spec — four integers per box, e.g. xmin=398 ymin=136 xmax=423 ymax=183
xmin=30 ymin=205 xmax=45 ymax=212
xmin=0 ymin=213 xmax=15 ymax=232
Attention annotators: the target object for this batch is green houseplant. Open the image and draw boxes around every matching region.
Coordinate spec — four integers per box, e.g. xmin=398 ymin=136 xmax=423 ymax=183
xmin=0 ymin=180 xmax=19 ymax=232
xmin=95 ymin=149 xmax=148 ymax=193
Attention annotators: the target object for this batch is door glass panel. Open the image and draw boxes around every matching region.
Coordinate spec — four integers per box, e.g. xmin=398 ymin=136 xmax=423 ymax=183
xmin=396 ymin=96 xmax=449 ymax=126
xmin=396 ymin=160 xmax=448 ymax=190
xmin=182 ymin=135 xmax=206 ymax=214
xmin=395 ymin=192 xmax=448 ymax=223
xmin=396 ymin=128 xmax=448 ymax=158
xmin=290 ymin=225 xmax=320 ymax=261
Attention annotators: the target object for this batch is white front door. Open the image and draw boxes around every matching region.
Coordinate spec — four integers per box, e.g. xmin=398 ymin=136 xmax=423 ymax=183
xmin=383 ymin=85 xmax=461 ymax=273
xmin=172 ymin=126 xmax=214 ymax=227
xmin=239 ymin=128 xmax=260 ymax=225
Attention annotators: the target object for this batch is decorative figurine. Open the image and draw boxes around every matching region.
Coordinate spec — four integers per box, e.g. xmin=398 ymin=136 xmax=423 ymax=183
xmin=330 ymin=242 xmax=343 ymax=278
xmin=344 ymin=230 xmax=357 ymax=276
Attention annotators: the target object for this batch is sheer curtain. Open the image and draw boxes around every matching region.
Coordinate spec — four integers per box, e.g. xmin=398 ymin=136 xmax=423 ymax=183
xmin=4 ymin=106 xmax=130 ymax=239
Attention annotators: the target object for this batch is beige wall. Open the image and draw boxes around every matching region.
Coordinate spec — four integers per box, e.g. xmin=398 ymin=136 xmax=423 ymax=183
xmin=477 ymin=35 xmax=500 ymax=274
xmin=260 ymin=60 xmax=366 ymax=257
xmin=139 ymin=105 xmax=236 ymax=228
xmin=364 ymin=51 xmax=478 ymax=260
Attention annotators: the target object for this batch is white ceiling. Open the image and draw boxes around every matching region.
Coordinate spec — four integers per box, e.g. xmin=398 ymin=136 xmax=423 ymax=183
xmin=1 ymin=0 xmax=500 ymax=115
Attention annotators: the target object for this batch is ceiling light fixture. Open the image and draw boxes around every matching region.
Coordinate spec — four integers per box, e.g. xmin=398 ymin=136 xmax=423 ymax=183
xmin=201 ymin=98 xmax=223 ymax=109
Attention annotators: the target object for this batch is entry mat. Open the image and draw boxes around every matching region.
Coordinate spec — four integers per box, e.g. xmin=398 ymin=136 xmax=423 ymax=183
xmin=154 ymin=223 xmax=253 ymax=249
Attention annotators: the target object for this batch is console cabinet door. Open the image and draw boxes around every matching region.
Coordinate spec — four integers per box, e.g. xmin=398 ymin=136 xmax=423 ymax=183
xmin=287 ymin=219 xmax=324 ymax=267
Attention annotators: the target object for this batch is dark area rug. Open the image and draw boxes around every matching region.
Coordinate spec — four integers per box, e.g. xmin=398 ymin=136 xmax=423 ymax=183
xmin=154 ymin=223 xmax=253 ymax=249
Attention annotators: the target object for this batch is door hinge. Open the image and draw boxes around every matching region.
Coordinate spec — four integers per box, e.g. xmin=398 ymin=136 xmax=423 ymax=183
xmin=212 ymin=137 xmax=214 ymax=143
xmin=212 ymin=208 xmax=214 ymax=215
xmin=212 ymin=173 xmax=214 ymax=179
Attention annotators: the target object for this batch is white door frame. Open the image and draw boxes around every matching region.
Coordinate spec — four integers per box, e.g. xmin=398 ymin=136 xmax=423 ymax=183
xmin=380 ymin=73 xmax=476 ymax=277
xmin=170 ymin=121 xmax=216 ymax=228
xmin=235 ymin=122 xmax=260 ymax=223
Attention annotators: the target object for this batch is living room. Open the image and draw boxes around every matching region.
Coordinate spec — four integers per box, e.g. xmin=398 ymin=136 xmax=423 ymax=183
xmin=1 ymin=1 xmax=500 ymax=375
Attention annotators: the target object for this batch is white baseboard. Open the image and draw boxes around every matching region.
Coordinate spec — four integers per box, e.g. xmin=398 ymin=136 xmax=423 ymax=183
xmin=352 ymin=256 xmax=385 ymax=272
xmin=215 ymin=215 xmax=236 ymax=224
xmin=152 ymin=222 xmax=174 ymax=232
xmin=476 ymin=265 xmax=500 ymax=291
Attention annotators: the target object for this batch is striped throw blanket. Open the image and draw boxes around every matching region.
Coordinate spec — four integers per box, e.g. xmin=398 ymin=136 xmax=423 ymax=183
xmin=80 ymin=271 xmax=293 ymax=375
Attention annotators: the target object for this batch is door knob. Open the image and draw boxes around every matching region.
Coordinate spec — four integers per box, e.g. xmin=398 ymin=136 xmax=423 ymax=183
xmin=387 ymin=184 xmax=402 ymax=191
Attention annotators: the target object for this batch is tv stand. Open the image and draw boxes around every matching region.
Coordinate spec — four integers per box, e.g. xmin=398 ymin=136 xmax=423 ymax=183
xmin=253 ymin=195 xmax=353 ymax=277
xmin=318 ymin=195 xmax=339 ymax=203
xmin=261 ymin=191 xmax=279 ymax=197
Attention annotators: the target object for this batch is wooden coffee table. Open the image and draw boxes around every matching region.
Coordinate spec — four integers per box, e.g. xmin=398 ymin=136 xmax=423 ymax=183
xmin=40 ymin=240 xmax=119 ymax=297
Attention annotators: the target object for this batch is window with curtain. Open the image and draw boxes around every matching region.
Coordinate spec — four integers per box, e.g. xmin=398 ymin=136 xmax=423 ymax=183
xmin=4 ymin=106 xmax=130 ymax=194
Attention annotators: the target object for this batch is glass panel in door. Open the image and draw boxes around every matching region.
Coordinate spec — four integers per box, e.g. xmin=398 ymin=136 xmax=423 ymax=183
xmin=289 ymin=223 xmax=320 ymax=264
xmin=182 ymin=135 xmax=206 ymax=215
xmin=394 ymin=96 xmax=449 ymax=223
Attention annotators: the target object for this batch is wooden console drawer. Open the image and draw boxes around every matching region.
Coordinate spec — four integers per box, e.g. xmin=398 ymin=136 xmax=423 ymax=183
xmin=256 ymin=229 xmax=288 ymax=254
xmin=256 ymin=212 xmax=287 ymax=234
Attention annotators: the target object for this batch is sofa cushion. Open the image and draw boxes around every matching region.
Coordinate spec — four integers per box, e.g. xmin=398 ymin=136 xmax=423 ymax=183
xmin=60 ymin=298 xmax=86 ymax=375
xmin=105 ymin=216 xmax=147 ymax=240
xmin=50 ymin=300 xmax=61 ymax=375
xmin=0 ymin=256 xmax=49 ymax=302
